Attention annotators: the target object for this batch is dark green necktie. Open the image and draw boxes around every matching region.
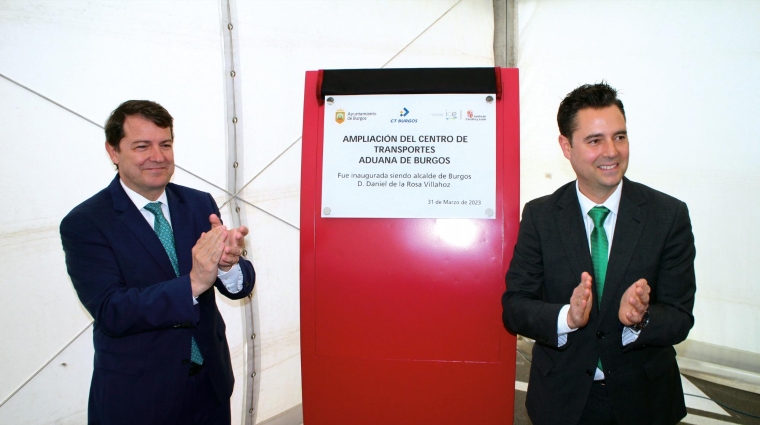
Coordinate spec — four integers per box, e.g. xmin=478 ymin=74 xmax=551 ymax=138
xmin=588 ymin=206 xmax=610 ymax=372
xmin=588 ymin=206 xmax=611 ymax=306
xmin=144 ymin=202 xmax=204 ymax=365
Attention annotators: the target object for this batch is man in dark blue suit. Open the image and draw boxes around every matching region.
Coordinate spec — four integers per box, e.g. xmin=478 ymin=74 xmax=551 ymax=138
xmin=61 ymin=100 xmax=255 ymax=424
xmin=502 ymin=83 xmax=696 ymax=425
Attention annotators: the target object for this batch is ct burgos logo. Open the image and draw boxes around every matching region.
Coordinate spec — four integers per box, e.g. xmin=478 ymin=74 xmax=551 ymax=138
xmin=391 ymin=107 xmax=417 ymax=123
xmin=335 ymin=109 xmax=346 ymax=124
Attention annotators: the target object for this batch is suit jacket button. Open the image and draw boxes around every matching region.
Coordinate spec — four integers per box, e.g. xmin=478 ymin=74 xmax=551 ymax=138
xmin=586 ymin=369 xmax=593 ymax=377
xmin=596 ymin=331 xmax=604 ymax=339
xmin=182 ymin=359 xmax=190 ymax=365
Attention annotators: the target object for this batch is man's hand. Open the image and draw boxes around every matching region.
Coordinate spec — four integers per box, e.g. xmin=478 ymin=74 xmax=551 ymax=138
xmin=567 ymin=272 xmax=594 ymax=329
xmin=189 ymin=226 xmax=227 ymax=297
xmin=619 ymin=279 xmax=650 ymax=326
xmin=209 ymin=214 xmax=248 ymax=271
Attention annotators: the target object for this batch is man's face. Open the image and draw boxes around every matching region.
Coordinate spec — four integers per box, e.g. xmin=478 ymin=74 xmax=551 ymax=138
xmin=559 ymin=105 xmax=629 ymax=204
xmin=105 ymin=115 xmax=174 ymax=201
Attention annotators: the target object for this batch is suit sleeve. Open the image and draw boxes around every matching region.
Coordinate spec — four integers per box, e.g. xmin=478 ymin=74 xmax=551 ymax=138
xmin=626 ymin=201 xmax=696 ymax=349
xmin=61 ymin=212 xmax=198 ymax=338
xmin=204 ymin=192 xmax=256 ymax=300
xmin=215 ymin=260 xmax=255 ymax=299
xmin=502 ymin=201 xmax=566 ymax=347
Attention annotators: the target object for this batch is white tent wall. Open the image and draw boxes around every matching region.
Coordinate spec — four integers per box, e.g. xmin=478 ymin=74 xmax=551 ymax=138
xmin=515 ymin=0 xmax=760 ymax=386
xmin=7 ymin=0 xmax=757 ymax=422
xmin=0 ymin=0 xmax=494 ymax=424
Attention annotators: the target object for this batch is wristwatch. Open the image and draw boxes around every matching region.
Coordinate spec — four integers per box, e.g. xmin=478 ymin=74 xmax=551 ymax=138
xmin=630 ymin=310 xmax=650 ymax=332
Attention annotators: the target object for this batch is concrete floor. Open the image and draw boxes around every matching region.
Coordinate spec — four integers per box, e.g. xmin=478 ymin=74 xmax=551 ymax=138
xmin=514 ymin=338 xmax=760 ymax=425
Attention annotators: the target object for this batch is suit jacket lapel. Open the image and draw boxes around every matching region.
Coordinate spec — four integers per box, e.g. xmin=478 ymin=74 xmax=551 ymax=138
xmin=166 ymin=184 xmax=196 ymax=276
xmin=599 ymin=178 xmax=646 ymax=322
xmin=109 ymin=175 xmax=177 ymax=279
xmin=554 ymin=183 xmax=595 ymax=292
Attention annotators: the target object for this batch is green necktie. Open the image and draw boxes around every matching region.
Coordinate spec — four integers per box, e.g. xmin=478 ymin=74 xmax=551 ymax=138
xmin=588 ymin=206 xmax=611 ymax=306
xmin=588 ymin=205 xmax=610 ymax=372
xmin=144 ymin=202 xmax=204 ymax=365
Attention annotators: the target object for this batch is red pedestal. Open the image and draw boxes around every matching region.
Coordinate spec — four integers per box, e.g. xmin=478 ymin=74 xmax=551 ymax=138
xmin=300 ymin=68 xmax=520 ymax=424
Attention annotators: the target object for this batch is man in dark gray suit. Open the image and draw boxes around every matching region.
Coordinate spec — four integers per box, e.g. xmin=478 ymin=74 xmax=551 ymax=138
xmin=502 ymin=83 xmax=696 ymax=425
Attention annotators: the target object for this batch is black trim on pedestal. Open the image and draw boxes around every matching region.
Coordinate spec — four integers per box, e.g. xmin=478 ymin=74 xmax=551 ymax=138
xmin=320 ymin=68 xmax=498 ymax=98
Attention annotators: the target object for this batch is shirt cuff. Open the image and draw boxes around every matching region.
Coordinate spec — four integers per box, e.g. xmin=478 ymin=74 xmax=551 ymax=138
xmin=557 ymin=304 xmax=577 ymax=347
xmin=218 ymin=263 xmax=243 ymax=294
xmin=621 ymin=326 xmax=640 ymax=346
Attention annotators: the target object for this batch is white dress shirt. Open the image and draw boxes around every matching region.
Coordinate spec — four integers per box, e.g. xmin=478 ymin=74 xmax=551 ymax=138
xmin=119 ymin=180 xmax=243 ymax=304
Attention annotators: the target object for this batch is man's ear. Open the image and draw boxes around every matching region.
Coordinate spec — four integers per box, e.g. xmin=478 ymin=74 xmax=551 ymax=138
xmin=559 ymin=135 xmax=572 ymax=160
xmin=105 ymin=141 xmax=120 ymax=166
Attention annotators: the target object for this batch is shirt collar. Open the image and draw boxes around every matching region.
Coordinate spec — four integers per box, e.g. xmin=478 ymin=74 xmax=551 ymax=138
xmin=575 ymin=180 xmax=623 ymax=216
xmin=119 ymin=179 xmax=168 ymax=210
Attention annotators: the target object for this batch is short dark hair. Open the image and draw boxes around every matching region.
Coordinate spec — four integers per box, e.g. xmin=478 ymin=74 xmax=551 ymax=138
xmin=105 ymin=100 xmax=174 ymax=150
xmin=557 ymin=82 xmax=625 ymax=144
